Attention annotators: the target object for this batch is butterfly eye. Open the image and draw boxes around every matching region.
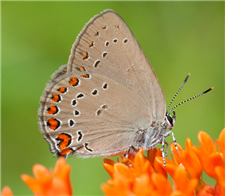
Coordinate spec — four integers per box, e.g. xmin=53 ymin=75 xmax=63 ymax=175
xmin=166 ymin=115 xmax=173 ymax=126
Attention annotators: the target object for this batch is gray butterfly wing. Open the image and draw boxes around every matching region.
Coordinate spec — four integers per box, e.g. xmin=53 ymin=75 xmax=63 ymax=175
xmin=39 ymin=72 xmax=152 ymax=157
xmin=68 ymin=9 xmax=166 ymax=121
xmin=39 ymin=9 xmax=166 ymax=158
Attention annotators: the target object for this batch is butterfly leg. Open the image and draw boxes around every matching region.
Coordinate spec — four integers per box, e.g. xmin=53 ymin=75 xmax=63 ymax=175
xmin=148 ymin=138 xmax=168 ymax=166
xmin=163 ymin=131 xmax=179 ymax=152
xmin=161 ymin=137 xmax=173 ymax=166
xmin=161 ymin=135 xmax=166 ymax=166
xmin=164 ymin=141 xmax=169 ymax=157
xmin=125 ymin=145 xmax=138 ymax=158
xmin=149 ymin=132 xmax=177 ymax=166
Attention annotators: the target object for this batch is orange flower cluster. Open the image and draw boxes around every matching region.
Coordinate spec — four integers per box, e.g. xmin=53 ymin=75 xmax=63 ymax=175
xmin=1 ymin=129 xmax=224 ymax=196
xmin=102 ymin=128 xmax=225 ymax=196
xmin=1 ymin=157 xmax=72 ymax=196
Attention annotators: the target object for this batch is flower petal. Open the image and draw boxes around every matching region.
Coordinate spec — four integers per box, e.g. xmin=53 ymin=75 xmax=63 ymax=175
xmin=215 ymin=166 xmax=225 ymax=196
xmin=171 ymin=142 xmax=183 ymax=164
xmin=52 ymin=178 xmax=72 ymax=196
xmin=209 ymin=152 xmax=224 ymax=169
xmin=134 ymin=148 xmax=145 ymax=171
xmin=185 ymin=138 xmax=193 ymax=151
xmin=198 ymin=131 xmax=217 ymax=154
xmin=32 ymin=164 xmax=51 ymax=180
xmin=103 ymin=163 xmax=115 ymax=178
xmin=192 ymin=146 xmax=214 ymax=177
xmin=133 ymin=174 xmax=153 ymax=195
xmin=216 ymin=128 xmax=225 ymax=157
xmin=21 ymin=157 xmax=72 ymax=196
xmin=114 ymin=163 xmax=134 ymax=180
xmin=148 ymin=147 xmax=157 ymax=166
xmin=108 ymin=173 xmax=133 ymax=195
xmin=53 ymin=157 xmax=72 ymax=195
xmin=153 ymin=149 xmax=167 ymax=178
xmin=185 ymin=138 xmax=202 ymax=169
xmin=181 ymin=150 xmax=202 ymax=178
xmin=155 ymin=157 xmax=178 ymax=179
xmin=104 ymin=158 xmax=116 ymax=166
xmin=174 ymin=166 xmax=198 ymax=195
xmin=215 ymin=166 xmax=225 ymax=183
xmin=133 ymin=148 xmax=155 ymax=176
xmin=171 ymin=142 xmax=183 ymax=153
xmin=54 ymin=157 xmax=70 ymax=179
xmin=101 ymin=183 xmax=113 ymax=196
xmin=21 ymin=174 xmax=43 ymax=195
xmin=193 ymin=146 xmax=224 ymax=179
xmin=1 ymin=186 xmax=14 ymax=196
xmin=151 ymin=173 xmax=172 ymax=195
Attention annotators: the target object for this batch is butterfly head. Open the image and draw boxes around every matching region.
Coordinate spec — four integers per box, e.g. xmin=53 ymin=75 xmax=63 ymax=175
xmin=165 ymin=111 xmax=176 ymax=130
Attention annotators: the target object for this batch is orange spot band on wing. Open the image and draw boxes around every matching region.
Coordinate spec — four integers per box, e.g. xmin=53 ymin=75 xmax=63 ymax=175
xmin=69 ymin=77 xmax=79 ymax=86
xmin=47 ymin=118 xmax=60 ymax=130
xmin=80 ymin=74 xmax=90 ymax=78
xmin=60 ymin=148 xmax=73 ymax=156
xmin=51 ymin=94 xmax=61 ymax=102
xmin=57 ymin=133 xmax=71 ymax=150
xmin=82 ymin=52 xmax=88 ymax=59
xmin=89 ymin=41 xmax=94 ymax=47
xmin=47 ymin=106 xmax=58 ymax=115
xmin=58 ymin=87 xmax=67 ymax=93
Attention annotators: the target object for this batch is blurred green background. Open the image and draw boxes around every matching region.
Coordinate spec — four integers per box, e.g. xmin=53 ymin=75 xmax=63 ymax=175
xmin=1 ymin=2 xmax=224 ymax=196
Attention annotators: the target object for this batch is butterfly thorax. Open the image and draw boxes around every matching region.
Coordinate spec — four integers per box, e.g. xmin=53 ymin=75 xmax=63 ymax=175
xmin=133 ymin=118 xmax=171 ymax=151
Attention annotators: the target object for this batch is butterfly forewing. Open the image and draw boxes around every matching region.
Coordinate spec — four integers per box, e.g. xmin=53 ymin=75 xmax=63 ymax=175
xmin=68 ymin=10 xmax=166 ymax=120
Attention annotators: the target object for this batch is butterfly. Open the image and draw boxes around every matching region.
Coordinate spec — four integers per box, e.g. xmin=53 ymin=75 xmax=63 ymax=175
xmin=38 ymin=9 xmax=213 ymax=166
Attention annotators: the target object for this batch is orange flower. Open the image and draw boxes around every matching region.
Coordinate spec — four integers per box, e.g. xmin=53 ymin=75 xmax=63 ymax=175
xmin=156 ymin=129 xmax=225 ymax=196
xmin=102 ymin=148 xmax=172 ymax=195
xmin=215 ymin=128 xmax=225 ymax=159
xmin=103 ymin=129 xmax=225 ymax=196
xmin=147 ymin=148 xmax=168 ymax=178
xmin=21 ymin=157 xmax=72 ymax=196
xmin=195 ymin=184 xmax=216 ymax=196
xmin=1 ymin=157 xmax=72 ymax=196
xmin=1 ymin=129 xmax=225 ymax=196
xmin=215 ymin=167 xmax=225 ymax=195
xmin=155 ymin=139 xmax=202 ymax=182
xmin=155 ymin=156 xmax=199 ymax=196
xmin=214 ymin=129 xmax=225 ymax=195
xmin=192 ymin=131 xmax=224 ymax=179
xmin=102 ymin=147 xmax=200 ymax=196
xmin=1 ymin=186 xmax=13 ymax=196
xmin=171 ymin=139 xmax=202 ymax=179
xmin=171 ymin=166 xmax=198 ymax=196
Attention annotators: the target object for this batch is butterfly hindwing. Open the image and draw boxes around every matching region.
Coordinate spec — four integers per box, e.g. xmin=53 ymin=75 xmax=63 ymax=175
xmin=39 ymin=71 xmax=152 ymax=157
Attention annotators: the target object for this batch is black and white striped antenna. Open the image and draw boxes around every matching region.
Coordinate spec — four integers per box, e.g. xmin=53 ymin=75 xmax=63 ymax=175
xmin=166 ymin=74 xmax=213 ymax=115
xmin=166 ymin=73 xmax=190 ymax=114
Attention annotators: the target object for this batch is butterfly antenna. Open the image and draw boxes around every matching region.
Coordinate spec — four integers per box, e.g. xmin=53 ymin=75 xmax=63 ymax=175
xmin=166 ymin=73 xmax=191 ymax=114
xmin=167 ymin=87 xmax=214 ymax=114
